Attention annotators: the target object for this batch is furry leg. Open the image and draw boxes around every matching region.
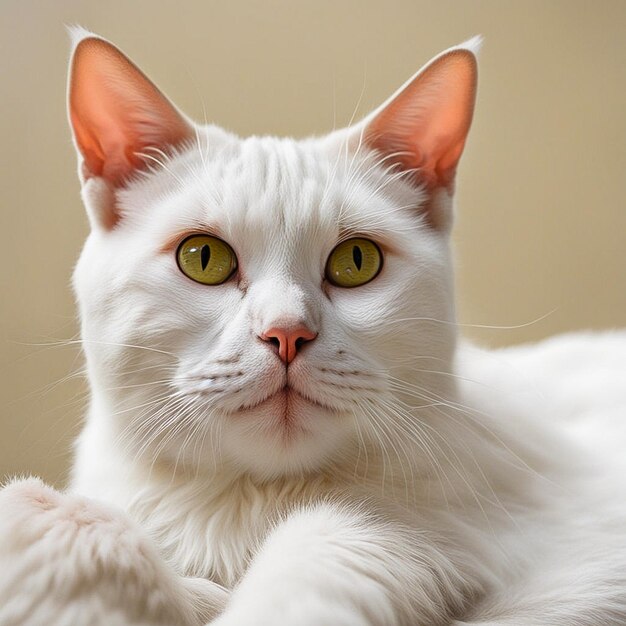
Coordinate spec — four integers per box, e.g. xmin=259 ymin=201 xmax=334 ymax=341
xmin=212 ymin=502 xmax=473 ymax=626
xmin=0 ymin=478 xmax=227 ymax=626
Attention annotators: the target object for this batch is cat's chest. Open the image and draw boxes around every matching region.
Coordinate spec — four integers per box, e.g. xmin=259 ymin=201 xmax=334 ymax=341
xmin=126 ymin=474 xmax=337 ymax=587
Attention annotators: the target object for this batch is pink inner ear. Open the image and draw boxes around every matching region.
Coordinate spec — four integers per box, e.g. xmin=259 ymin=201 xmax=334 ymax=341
xmin=364 ymin=49 xmax=477 ymax=191
xmin=69 ymin=37 xmax=192 ymax=187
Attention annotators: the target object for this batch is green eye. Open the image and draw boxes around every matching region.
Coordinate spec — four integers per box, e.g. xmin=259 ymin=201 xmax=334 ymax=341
xmin=325 ymin=238 xmax=383 ymax=288
xmin=177 ymin=235 xmax=237 ymax=285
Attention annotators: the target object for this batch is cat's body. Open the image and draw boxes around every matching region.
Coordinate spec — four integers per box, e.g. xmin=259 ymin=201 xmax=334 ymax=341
xmin=1 ymin=29 xmax=625 ymax=626
xmin=67 ymin=332 xmax=626 ymax=625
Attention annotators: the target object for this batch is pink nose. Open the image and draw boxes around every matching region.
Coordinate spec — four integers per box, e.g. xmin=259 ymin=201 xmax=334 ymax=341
xmin=260 ymin=324 xmax=317 ymax=364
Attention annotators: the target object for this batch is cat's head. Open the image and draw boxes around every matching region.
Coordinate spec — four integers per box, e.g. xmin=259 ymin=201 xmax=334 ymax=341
xmin=68 ymin=28 xmax=478 ymax=479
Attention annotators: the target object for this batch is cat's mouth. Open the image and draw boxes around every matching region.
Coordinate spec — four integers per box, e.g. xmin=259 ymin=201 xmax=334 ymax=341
xmin=234 ymin=384 xmax=334 ymax=417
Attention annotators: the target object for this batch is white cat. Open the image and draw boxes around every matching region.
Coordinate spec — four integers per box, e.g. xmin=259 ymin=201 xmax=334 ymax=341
xmin=1 ymin=28 xmax=625 ymax=626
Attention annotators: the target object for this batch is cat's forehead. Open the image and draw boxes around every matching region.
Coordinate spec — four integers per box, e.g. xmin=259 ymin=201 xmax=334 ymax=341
xmin=126 ymin=130 xmax=422 ymax=253
xmin=216 ymin=135 xmax=337 ymax=228
xmin=202 ymin=133 xmax=419 ymax=233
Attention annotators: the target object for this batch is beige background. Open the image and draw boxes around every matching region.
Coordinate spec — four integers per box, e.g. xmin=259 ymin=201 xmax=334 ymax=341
xmin=1 ymin=0 xmax=625 ymax=486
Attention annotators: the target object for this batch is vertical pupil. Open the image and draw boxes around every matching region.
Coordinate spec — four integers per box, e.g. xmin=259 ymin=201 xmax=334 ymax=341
xmin=352 ymin=245 xmax=362 ymax=271
xmin=200 ymin=244 xmax=211 ymax=271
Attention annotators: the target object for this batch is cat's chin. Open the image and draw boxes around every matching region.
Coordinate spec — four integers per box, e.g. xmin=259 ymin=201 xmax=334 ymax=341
xmin=220 ymin=387 xmax=352 ymax=477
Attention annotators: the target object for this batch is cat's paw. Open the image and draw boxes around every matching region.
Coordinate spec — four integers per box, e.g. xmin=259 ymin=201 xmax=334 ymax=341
xmin=0 ymin=477 xmax=221 ymax=626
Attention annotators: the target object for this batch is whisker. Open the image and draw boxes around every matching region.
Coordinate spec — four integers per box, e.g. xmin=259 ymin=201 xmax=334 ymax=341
xmin=23 ymin=338 xmax=176 ymax=358
xmin=378 ymin=309 xmax=557 ymax=331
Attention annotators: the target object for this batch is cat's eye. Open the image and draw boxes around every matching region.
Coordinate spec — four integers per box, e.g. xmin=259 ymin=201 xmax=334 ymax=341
xmin=176 ymin=235 xmax=238 ymax=285
xmin=325 ymin=238 xmax=383 ymax=288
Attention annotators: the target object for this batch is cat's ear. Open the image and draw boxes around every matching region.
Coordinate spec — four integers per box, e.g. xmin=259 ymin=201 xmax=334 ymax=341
xmin=67 ymin=28 xmax=193 ymax=228
xmin=353 ymin=38 xmax=480 ymax=228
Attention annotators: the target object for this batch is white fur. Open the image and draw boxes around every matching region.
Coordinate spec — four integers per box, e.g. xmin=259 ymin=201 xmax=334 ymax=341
xmin=0 ymin=477 xmax=227 ymax=626
xmin=1 ymin=33 xmax=625 ymax=626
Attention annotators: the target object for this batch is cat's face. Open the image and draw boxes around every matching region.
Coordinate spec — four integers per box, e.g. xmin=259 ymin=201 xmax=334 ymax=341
xmin=69 ymin=30 xmax=478 ymax=478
